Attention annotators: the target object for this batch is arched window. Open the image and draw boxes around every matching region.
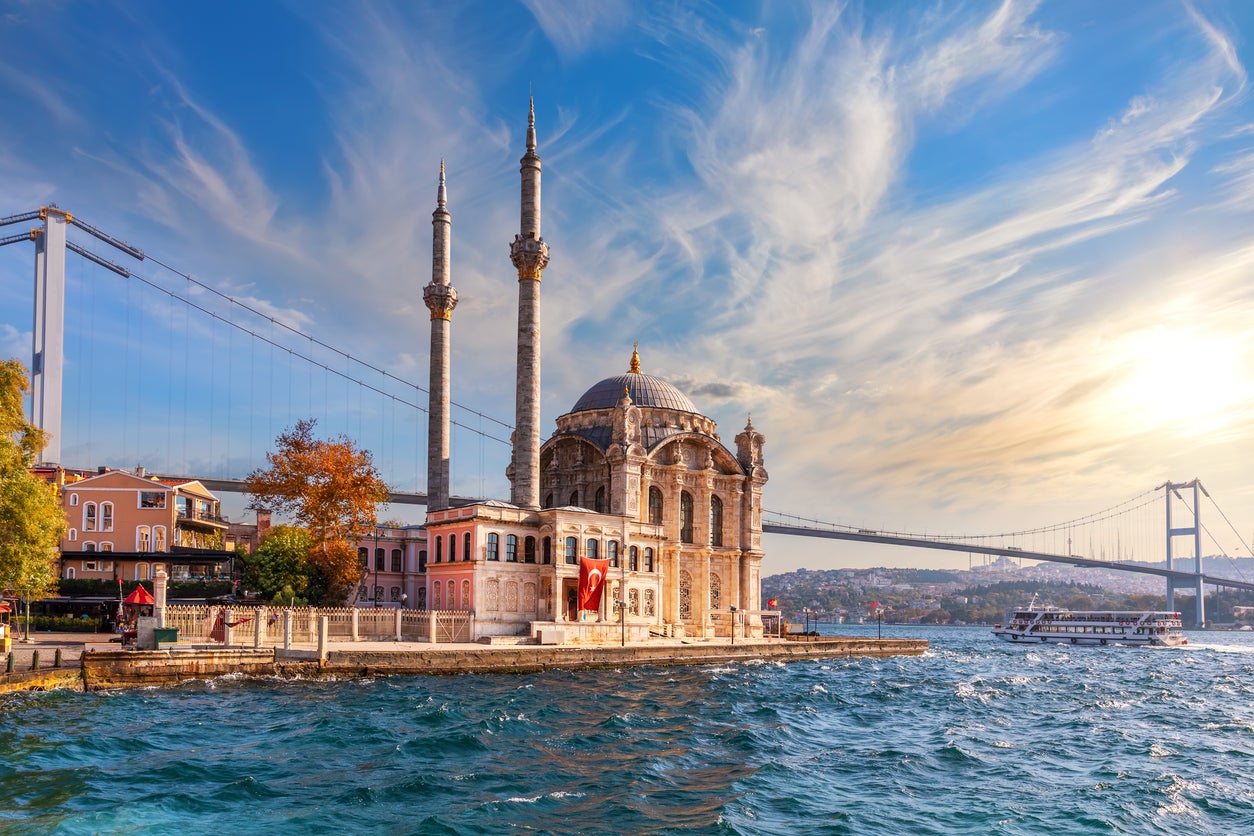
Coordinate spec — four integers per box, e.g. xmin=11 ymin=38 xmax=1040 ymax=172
xmin=680 ymin=491 xmax=694 ymax=543
xmin=137 ymin=527 xmax=151 ymax=552
xmin=448 ymin=534 xmax=457 ymax=563
xmin=486 ymin=533 xmax=499 ymax=561
xmin=84 ymin=502 xmax=97 ymax=532
xmin=418 ymin=550 xmax=428 ymax=572
xmin=607 ymin=540 xmax=618 ymax=568
xmin=375 ymin=548 xmax=385 ymax=571
xmin=629 ymin=546 xmax=638 ymax=572
xmin=463 ymin=532 xmax=472 ymax=562
xmin=545 ymin=493 xmax=554 ymax=509
xmin=68 ymin=528 xmax=78 ymax=542
xmin=82 ymin=542 xmax=96 ymax=553
xmin=100 ymin=503 xmax=114 ymax=532
xmin=564 ymin=536 xmax=577 ymax=564
xmin=100 ymin=543 xmax=113 ymax=552
xmin=448 ymin=580 xmax=458 ymax=609
xmin=644 ymin=547 xmax=654 ymax=572
xmin=524 ymin=536 xmax=536 ymax=564
xmin=358 ymin=547 xmax=368 ymax=567
xmin=153 ymin=526 xmax=167 ymax=552
xmin=595 ymin=486 xmax=606 ymax=513
xmin=648 ymin=487 xmax=663 ymax=525
xmin=66 ymin=566 xmax=76 ymax=579
xmin=569 ymin=490 xmax=579 ymax=507
xmin=586 ymin=539 xmax=598 ymax=559
xmin=391 ymin=549 xmax=402 ymax=572
xmin=644 ymin=589 xmax=656 ymax=616
xmin=462 ymin=580 xmax=471 ymax=609
xmin=710 ymin=572 xmax=722 ymax=610
xmin=390 ymin=586 xmax=401 ymax=602
xmin=417 ymin=587 xmax=427 ymax=609
xmin=69 ymin=493 xmax=78 ymax=506
xmin=629 ymin=588 xmax=640 ymax=615
xmin=710 ymin=495 xmax=724 ymax=547
xmin=506 ymin=534 xmax=518 ymax=562
xmin=136 ymin=563 xmax=149 ymax=581
xmin=542 ymin=536 xmax=552 ymax=565
xmin=435 ymin=536 xmax=443 ymax=563
xmin=433 ymin=583 xmax=443 ymax=610
xmin=680 ymin=570 xmax=693 ymax=620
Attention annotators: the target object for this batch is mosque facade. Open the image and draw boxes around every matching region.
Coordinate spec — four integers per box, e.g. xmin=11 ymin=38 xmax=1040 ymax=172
xmin=421 ymin=102 xmax=768 ymax=641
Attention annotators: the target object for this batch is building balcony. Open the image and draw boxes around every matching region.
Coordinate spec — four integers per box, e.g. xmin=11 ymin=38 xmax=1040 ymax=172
xmin=177 ymin=509 xmax=228 ymax=529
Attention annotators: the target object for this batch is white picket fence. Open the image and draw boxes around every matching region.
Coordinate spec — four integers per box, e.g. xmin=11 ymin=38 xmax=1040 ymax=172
xmin=163 ymin=605 xmax=473 ymax=645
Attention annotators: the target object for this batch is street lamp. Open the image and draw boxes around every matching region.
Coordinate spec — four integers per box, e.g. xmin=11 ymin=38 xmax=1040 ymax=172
xmin=729 ymin=605 xmax=738 ymax=646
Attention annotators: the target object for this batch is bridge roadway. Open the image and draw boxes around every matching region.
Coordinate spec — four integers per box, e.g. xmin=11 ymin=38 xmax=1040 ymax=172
xmin=190 ymin=477 xmax=1254 ymax=594
xmin=762 ymin=523 xmax=1254 ymax=594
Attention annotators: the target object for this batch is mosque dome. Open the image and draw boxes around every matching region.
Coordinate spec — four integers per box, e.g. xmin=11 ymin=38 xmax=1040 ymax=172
xmin=569 ymin=347 xmax=700 ymax=415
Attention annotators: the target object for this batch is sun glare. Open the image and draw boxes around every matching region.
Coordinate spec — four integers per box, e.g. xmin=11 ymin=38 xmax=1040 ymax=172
xmin=1112 ymin=330 xmax=1252 ymax=435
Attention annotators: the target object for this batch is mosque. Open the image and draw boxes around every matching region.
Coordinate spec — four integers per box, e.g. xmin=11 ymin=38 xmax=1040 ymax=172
xmin=420 ymin=102 xmax=769 ymax=641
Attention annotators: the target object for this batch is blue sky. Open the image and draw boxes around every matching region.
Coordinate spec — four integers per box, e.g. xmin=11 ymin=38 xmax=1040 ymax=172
xmin=3 ymin=0 xmax=1254 ymax=574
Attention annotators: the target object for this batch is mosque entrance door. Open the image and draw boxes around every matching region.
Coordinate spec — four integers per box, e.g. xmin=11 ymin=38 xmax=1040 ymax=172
xmin=564 ymin=580 xmax=578 ymax=621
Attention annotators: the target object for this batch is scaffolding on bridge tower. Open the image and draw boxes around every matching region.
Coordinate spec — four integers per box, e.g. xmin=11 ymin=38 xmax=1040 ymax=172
xmin=1163 ymin=479 xmax=1206 ymax=627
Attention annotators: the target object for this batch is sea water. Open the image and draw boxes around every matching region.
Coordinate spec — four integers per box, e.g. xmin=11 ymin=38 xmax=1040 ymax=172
xmin=2 ymin=626 xmax=1252 ymax=834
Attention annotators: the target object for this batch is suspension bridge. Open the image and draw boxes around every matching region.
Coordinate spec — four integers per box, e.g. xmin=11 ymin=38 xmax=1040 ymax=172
xmin=3 ymin=206 xmax=1252 ymax=625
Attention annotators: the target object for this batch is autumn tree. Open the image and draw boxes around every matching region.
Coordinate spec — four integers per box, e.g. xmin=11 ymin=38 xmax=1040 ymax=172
xmin=244 ymin=419 xmax=389 ymax=604
xmin=0 ymin=360 xmax=66 ymax=621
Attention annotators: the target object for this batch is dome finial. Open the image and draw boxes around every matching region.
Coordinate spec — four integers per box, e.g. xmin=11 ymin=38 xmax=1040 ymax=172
xmin=437 ymin=159 xmax=446 ymax=208
xmin=526 ymin=93 xmax=536 ymax=152
xmin=629 ymin=342 xmax=641 ymax=374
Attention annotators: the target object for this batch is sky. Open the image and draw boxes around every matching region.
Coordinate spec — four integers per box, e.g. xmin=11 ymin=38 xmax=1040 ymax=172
xmin=2 ymin=0 xmax=1254 ymax=575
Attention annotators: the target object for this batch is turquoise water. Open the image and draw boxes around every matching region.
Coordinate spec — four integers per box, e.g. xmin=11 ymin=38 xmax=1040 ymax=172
xmin=2 ymin=626 xmax=1253 ymax=834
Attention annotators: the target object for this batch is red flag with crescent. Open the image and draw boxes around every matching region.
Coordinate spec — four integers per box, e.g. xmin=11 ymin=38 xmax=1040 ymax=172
xmin=578 ymin=557 xmax=610 ymax=611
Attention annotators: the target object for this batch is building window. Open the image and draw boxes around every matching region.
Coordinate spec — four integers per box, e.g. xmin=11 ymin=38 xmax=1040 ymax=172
xmin=391 ymin=549 xmax=403 ymax=572
xmin=84 ymin=502 xmax=97 ymax=532
xmin=644 ymin=589 xmax=656 ymax=617
xmin=644 ymin=547 xmax=654 ymax=572
xmin=524 ymin=536 xmax=536 ymax=564
xmin=544 ymin=493 xmax=553 ymax=509
xmin=680 ymin=570 xmax=693 ymax=620
xmin=418 ymin=550 xmax=428 ymax=572
xmin=84 ymin=561 xmax=98 ymax=572
xmin=629 ymin=546 xmax=638 ymax=572
xmin=154 ymin=526 xmax=166 ymax=552
xmin=462 ymin=579 xmax=471 ymax=610
xmin=680 ymin=491 xmax=694 ymax=543
xmin=372 ymin=585 xmax=383 ymax=603
xmin=83 ymin=542 xmax=96 ymax=552
xmin=435 ymin=537 xmax=443 ymax=563
xmin=417 ymin=587 xmax=427 ymax=609
xmin=586 ymin=538 xmax=598 ymax=559
xmin=69 ymin=493 xmax=78 ymax=506
xmin=448 ymin=580 xmax=458 ymax=609
xmin=136 ymin=563 xmax=149 ymax=581
xmin=542 ymin=537 xmax=552 ymax=565
xmin=140 ymin=491 xmax=166 ymax=509
xmin=629 ymin=588 xmax=640 ymax=616
xmin=100 ymin=543 xmax=113 ymax=552
xmin=648 ymin=487 xmax=663 ymax=525
xmin=710 ymin=572 xmax=722 ymax=610
xmin=137 ymin=527 xmax=151 ymax=552
xmin=100 ymin=503 xmax=113 ymax=532
xmin=486 ymin=533 xmax=499 ymax=561
xmin=433 ymin=583 xmax=443 ymax=610
xmin=607 ymin=540 xmax=618 ymax=568
xmin=448 ymin=534 xmax=457 ymax=563
xmin=564 ymin=536 xmax=577 ymax=565
xmin=463 ymin=532 xmax=471 ymax=562
xmin=710 ymin=495 xmax=724 ymax=547
xmin=390 ymin=586 xmax=401 ymax=602
xmin=68 ymin=528 xmax=77 ymax=542
xmin=569 ymin=490 xmax=579 ymax=507
xmin=506 ymin=534 xmax=518 ymax=562
xmin=595 ymin=486 xmax=606 ymax=513
xmin=371 ymin=548 xmax=382 ymax=571
xmin=66 ymin=566 xmax=75 ymax=579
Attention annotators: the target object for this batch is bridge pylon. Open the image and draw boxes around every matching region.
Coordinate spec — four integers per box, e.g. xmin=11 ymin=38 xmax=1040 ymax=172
xmin=1164 ymin=479 xmax=1205 ymax=627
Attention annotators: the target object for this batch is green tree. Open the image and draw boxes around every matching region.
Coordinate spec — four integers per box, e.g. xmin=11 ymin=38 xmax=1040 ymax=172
xmin=239 ymin=525 xmax=315 ymax=602
xmin=0 ymin=360 xmax=66 ymax=630
xmin=244 ymin=420 xmax=389 ymax=604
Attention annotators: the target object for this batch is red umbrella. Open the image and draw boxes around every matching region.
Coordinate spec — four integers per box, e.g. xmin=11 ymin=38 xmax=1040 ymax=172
xmin=124 ymin=585 xmax=155 ymax=605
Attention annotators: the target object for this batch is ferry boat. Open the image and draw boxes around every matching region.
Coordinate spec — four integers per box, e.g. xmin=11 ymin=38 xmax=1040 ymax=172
xmin=992 ymin=608 xmax=1186 ymax=647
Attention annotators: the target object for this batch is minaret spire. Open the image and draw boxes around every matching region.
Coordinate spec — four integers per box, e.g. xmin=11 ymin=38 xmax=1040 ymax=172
xmin=424 ymin=162 xmax=457 ymax=511
xmin=508 ymin=97 xmax=550 ymax=509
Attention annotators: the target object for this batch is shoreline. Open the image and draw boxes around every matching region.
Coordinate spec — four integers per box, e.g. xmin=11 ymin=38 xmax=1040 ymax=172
xmin=3 ymin=633 xmax=928 ymax=692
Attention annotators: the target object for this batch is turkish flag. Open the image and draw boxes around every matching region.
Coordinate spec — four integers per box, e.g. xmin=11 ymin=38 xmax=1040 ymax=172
xmin=578 ymin=557 xmax=610 ymax=611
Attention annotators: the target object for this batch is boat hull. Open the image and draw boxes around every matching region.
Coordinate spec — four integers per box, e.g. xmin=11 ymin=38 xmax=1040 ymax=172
xmin=991 ymin=630 xmax=1185 ymax=647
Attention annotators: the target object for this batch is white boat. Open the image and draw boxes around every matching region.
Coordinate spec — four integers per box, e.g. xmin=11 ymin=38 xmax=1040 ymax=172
xmin=992 ymin=608 xmax=1186 ymax=647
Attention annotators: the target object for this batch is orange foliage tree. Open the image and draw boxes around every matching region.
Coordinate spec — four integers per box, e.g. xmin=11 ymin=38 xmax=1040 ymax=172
xmin=244 ymin=419 xmax=389 ymax=604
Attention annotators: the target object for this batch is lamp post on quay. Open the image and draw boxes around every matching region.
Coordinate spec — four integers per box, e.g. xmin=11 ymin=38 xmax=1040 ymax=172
xmin=729 ymin=605 xmax=738 ymax=646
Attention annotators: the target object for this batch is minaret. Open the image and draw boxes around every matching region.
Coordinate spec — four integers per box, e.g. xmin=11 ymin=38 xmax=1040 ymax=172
xmin=424 ymin=161 xmax=457 ymax=511
xmin=509 ymin=98 xmax=550 ymax=508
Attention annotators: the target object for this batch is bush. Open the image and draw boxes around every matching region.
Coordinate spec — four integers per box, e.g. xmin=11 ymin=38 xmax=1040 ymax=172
xmin=15 ymin=615 xmax=105 ymax=633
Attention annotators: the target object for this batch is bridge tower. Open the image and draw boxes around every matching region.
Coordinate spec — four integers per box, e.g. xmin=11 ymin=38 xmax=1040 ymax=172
xmin=31 ymin=207 xmax=68 ymax=465
xmin=1164 ymin=479 xmax=1205 ymax=626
